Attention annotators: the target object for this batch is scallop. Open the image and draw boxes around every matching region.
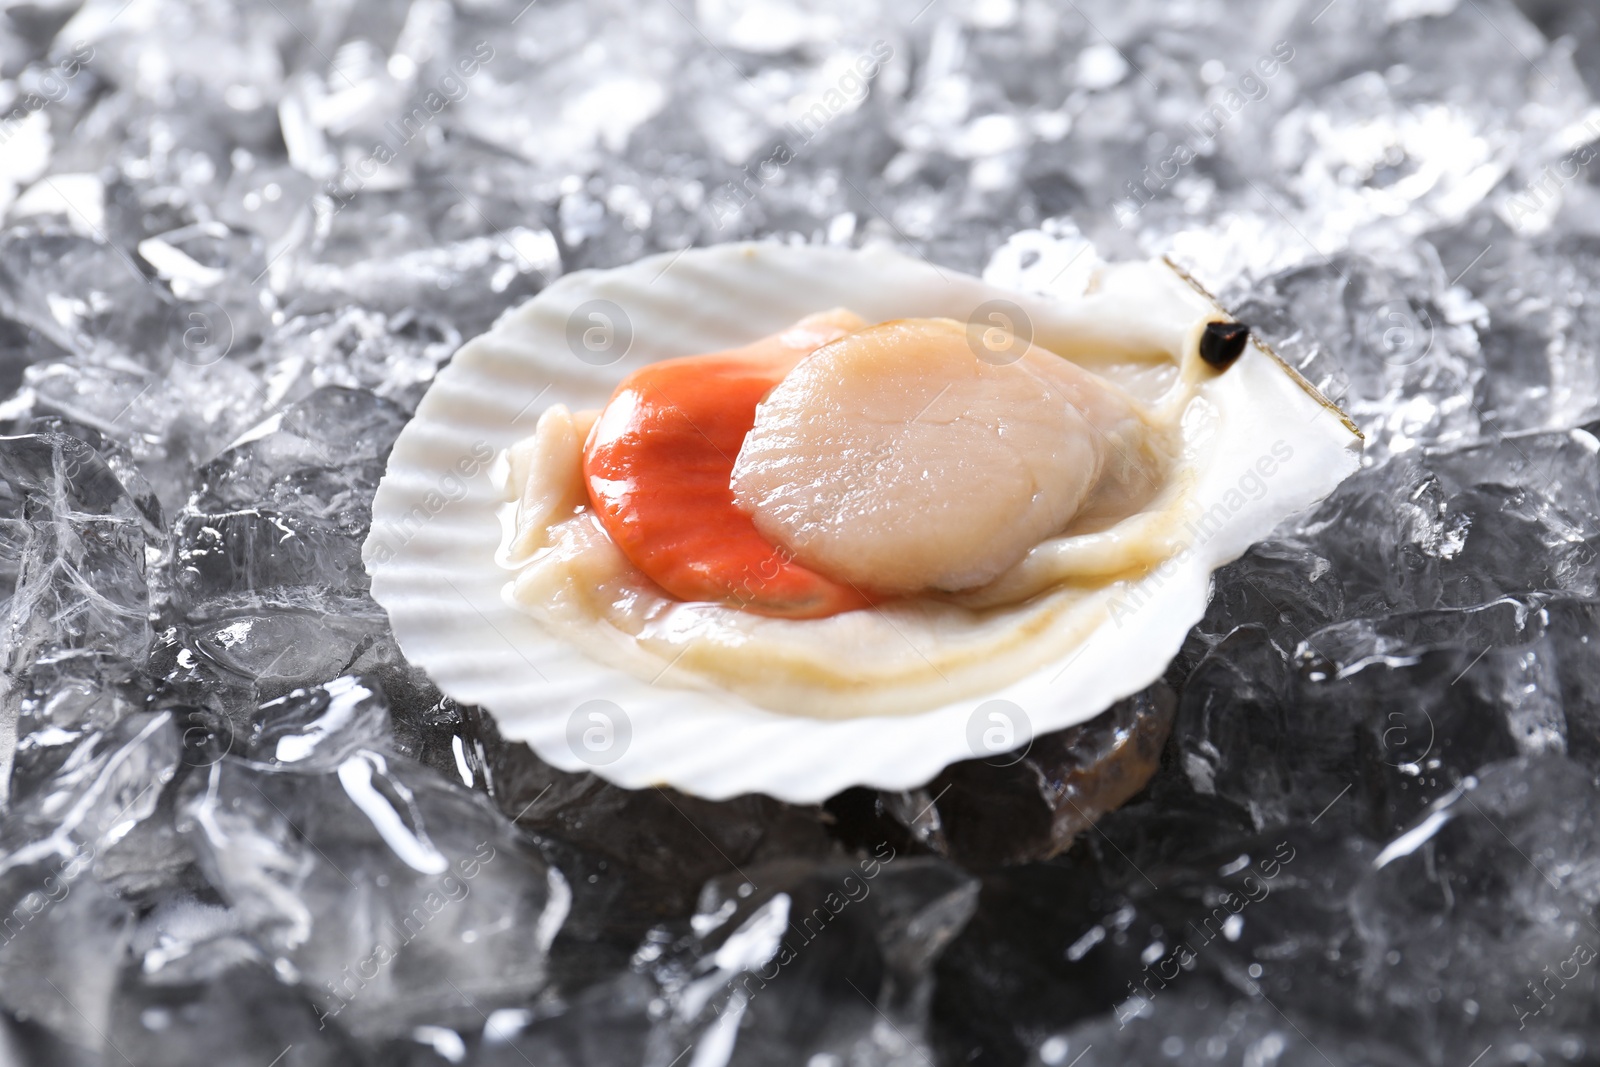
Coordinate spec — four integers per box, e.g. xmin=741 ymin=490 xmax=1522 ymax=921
xmin=364 ymin=241 xmax=1362 ymax=802
xmin=730 ymin=316 xmax=1160 ymax=594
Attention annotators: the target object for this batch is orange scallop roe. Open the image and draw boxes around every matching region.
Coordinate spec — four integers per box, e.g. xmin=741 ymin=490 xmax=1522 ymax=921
xmin=582 ymin=310 xmax=877 ymax=619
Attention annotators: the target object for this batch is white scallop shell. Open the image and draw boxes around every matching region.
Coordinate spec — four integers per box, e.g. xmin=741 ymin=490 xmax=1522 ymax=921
xmin=364 ymin=242 xmax=1360 ymax=803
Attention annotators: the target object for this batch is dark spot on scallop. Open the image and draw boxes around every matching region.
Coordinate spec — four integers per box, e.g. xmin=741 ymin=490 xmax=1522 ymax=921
xmin=1200 ymin=321 xmax=1250 ymax=370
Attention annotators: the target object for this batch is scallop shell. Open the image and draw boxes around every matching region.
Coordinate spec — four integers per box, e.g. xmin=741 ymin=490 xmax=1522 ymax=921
xmin=364 ymin=242 xmax=1360 ymax=803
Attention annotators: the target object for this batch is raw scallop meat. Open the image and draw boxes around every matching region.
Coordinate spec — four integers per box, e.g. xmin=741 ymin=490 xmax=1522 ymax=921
xmin=583 ymin=309 xmax=875 ymax=616
xmin=730 ymin=317 xmax=1157 ymax=594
